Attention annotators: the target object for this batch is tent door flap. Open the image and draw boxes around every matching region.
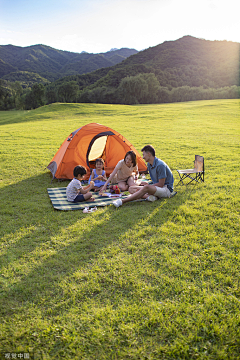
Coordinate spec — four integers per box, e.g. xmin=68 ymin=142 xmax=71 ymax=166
xmin=86 ymin=131 xmax=115 ymax=167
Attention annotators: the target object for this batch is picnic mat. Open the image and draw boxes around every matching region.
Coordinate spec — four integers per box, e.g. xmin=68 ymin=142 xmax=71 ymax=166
xmin=47 ymin=187 xmax=129 ymax=210
xmin=47 ymin=180 xmax=177 ymax=211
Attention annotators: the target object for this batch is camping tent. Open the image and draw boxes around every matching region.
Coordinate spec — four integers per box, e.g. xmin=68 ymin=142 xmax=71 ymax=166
xmin=47 ymin=123 xmax=147 ymax=180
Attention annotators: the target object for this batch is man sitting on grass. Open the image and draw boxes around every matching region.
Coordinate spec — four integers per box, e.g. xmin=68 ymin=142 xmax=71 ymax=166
xmin=113 ymin=145 xmax=174 ymax=208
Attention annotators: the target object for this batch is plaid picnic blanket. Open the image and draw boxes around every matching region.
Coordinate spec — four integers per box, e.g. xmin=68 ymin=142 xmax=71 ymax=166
xmin=47 ymin=181 xmax=176 ymax=211
xmin=47 ymin=187 xmax=129 ymax=210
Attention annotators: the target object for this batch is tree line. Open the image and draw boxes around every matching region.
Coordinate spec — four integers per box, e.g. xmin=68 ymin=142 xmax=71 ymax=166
xmin=1 ymin=74 xmax=239 ymax=111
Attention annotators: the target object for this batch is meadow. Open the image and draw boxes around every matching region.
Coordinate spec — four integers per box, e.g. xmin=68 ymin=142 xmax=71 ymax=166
xmin=0 ymin=100 xmax=239 ymax=359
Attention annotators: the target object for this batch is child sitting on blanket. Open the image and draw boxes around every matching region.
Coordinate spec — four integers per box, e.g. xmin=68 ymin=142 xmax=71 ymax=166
xmin=66 ymin=165 xmax=95 ymax=202
xmin=88 ymin=158 xmax=107 ymax=192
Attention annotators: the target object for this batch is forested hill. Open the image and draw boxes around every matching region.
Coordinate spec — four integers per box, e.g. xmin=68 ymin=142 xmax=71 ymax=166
xmin=1 ymin=36 xmax=239 ymax=110
xmin=54 ymin=36 xmax=240 ymax=91
xmin=0 ymin=44 xmax=138 ymax=85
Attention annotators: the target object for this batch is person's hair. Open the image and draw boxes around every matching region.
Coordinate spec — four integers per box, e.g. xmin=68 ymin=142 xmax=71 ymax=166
xmin=95 ymin=158 xmax=105 ymax=168
xmin=124 ymin=150 xmax=137 ymax=167
xmin=73 ymin=165 xmax=87 ymax=178
xmin=141 ymin=145 xmax=155 ymax=157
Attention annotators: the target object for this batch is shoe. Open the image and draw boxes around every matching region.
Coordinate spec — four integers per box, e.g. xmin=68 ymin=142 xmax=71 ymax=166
xmin=113 ymin=199 xmax=123 ymax=208
xmin=146 ymin=195 xmax=158 ymax=202
xmin=170 ymin=191 xmax=177 ymax=198
xmin=83 ymin=206 xmax=97 ymax=213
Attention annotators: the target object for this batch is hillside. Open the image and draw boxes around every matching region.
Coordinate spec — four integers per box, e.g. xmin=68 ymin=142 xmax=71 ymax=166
xmin=2 ymin=71 xmax=50 ymax=88
xmin=0 ymin=44 xmax=138 ymax=86
xmin=54 ymin=36 xmax=240 ymax=91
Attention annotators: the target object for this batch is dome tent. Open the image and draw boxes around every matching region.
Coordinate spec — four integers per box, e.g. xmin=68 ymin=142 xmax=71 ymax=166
xmin=47 ymin=123 xmax=147 ymax=180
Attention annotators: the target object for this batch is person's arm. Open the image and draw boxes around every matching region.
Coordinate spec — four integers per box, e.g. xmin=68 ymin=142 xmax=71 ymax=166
xmin=92 ymin=170 xmax=102 ymax=180
xmin=153 ymin=164 xmax=166 ymax=188
xmin=133 ymin=165 xmax=139 ymax=180
xmin=101 ymin=170 xmax=107 ymax=182
xmin=79 ymin=182 xmax=94 ymax=194
xmin=134 ymin=171 xmax=139 ymax=180
xmin=153 ymin=178 xmax=166 ymax=188
xmin=138 ymin=177 xmax=165 ymax=189
xmin=90 ymin=170 xmax=95 ymax=181
xmin=100 ymin=167 xmax=118 ymax=192
xmin=88 ymin=170 xmax=94 ymax=184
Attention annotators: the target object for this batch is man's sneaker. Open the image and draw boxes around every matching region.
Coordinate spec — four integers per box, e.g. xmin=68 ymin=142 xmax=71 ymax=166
xmin=146 ymin=195 xmax=158 ymax=202
xmin=113 ymin=199 xmax=123 ymax=208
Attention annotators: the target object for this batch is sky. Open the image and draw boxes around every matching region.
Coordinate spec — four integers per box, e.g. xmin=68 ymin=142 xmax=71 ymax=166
xmin=0 ymin=0 xmax=239 ymax=54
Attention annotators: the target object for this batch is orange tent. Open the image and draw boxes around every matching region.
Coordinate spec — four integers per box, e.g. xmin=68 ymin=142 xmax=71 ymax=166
xmin=47 ymin=123 xmax=147 ymax=180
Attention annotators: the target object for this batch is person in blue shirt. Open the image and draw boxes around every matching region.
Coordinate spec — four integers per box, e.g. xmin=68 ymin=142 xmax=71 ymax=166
xmin=113 ymin=145 xmax=174 ymax=208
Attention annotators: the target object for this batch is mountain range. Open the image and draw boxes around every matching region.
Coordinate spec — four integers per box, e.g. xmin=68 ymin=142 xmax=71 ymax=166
xmin=0 ymin=36 xmax=239 ymax=110
xmin=0 ymin=45 xmax=138 ymax=87
xmin=52 ymin=36 xmax=239 ymax=92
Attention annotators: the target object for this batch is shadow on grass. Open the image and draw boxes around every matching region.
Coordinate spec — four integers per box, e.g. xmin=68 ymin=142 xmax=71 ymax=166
xmin=0 ymin=173 xmax=197 ymax=318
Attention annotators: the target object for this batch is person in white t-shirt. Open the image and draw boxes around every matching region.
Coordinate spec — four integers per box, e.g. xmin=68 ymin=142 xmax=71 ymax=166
xmin=66 ymin=165 xmax=95 ymax=202
xmin=100 ymin=151 xmax=139 ymax=192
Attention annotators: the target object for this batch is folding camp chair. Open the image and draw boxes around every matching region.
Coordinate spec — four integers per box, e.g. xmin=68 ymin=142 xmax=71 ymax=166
xmin=177 ymin=155 xmax=204 ymax=185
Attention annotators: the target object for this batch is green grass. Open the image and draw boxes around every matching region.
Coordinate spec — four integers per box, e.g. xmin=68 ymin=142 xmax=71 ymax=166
xmin=0 ymin=100 xmax=239 ymax=359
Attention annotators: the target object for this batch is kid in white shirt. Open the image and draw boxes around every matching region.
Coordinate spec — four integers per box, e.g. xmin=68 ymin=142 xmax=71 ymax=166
xmin=66 ymin=165 xmax=94 ymax=202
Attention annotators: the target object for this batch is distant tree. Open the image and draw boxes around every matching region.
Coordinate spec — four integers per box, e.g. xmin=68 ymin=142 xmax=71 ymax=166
xmin=141 ymin=73 xmax=159 ymax=103
xmin=58 ymin=81 xmax=79 ymax=102
xmin=87 ymin=87 xmax=107 ymax=103
xmin=85 ymin=86 xmax=118 ymax=104
xmin=118 ymin=75 xmax=147 ymax=104
xmin=11 ymin=81 xmax=23 ymax=109
xmin=157 ymin=87 xmax=170 ymax=103
xmin=77 ymin=90 xmax=91 ymax=103
xmin=24 ymin=83 xmax=45 ymax=109
xmin=45 ymin=88 xmax=58 ymax=104
xmin=0 ymin=80 xmax=7 ymax=109
xmin=117 ymin=73 xmax=159 ymax=104
xmin=0 ymin=80 xmax=12 ymax=110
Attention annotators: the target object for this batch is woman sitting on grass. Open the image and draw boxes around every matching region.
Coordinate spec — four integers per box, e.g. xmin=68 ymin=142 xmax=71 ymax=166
xmin=100 ymin=150 xmax=139 ymax=193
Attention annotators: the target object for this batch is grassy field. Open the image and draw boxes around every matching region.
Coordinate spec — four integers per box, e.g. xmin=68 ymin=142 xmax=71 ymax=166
xmin=0 ymin=100 xmax=239 ymax=359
